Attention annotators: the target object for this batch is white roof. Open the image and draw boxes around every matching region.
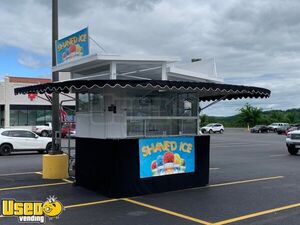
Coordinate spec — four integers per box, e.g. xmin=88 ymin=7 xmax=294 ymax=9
xmin=53 ymin=53 xmax=180 ymax=73
xmin=52 ymin=53 xmax=223 ymax=83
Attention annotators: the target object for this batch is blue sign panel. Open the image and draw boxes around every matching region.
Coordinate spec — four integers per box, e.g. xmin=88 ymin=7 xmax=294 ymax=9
xmin=56 ymin=27 xmax=89 ymax=64
xmin=139 ymin=136 xmax=195 ymax=178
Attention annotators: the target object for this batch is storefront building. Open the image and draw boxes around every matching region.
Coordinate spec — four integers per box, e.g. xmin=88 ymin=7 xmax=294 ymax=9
xmin=0 ymin=75 xmax=74 ymax=128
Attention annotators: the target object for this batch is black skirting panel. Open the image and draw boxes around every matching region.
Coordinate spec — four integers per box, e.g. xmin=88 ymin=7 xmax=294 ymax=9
xmin=75 ymin=135 xmax=210 ymax=197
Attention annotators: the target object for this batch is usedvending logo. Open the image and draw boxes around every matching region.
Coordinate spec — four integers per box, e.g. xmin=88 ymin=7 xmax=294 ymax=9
xmin=1 ymin=196 xmax=64 ymax=223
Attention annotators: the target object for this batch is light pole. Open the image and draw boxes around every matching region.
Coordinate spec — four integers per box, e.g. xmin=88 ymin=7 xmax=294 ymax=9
xmin=51 ymin=0 xmax=61 ymax=154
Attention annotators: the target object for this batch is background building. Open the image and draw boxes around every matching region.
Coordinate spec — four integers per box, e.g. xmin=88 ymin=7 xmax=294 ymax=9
xmin=0 ymin=74 xmax=74 ymax=128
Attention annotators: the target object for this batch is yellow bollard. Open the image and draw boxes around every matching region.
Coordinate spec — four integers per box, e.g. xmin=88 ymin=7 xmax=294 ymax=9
xmin=42 ymin=154 xmax=69 ymax=179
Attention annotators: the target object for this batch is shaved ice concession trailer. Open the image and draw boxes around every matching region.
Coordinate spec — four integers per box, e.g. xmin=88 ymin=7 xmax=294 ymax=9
xmin=15 ymin=54 xmax=270 ymax=197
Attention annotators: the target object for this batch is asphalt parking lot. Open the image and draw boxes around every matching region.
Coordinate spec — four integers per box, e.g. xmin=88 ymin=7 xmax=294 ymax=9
xmin=1 ymin=129 xmax=300 ymax=225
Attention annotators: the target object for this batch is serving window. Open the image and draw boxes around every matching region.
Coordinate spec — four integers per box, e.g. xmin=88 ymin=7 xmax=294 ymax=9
xmin=76 ymin=90 xmax=199 ymax=138
xmin=126 ymin=92 xmax=198 ymax=137
xmin=77 ymin=93 xmax=104 ymax=113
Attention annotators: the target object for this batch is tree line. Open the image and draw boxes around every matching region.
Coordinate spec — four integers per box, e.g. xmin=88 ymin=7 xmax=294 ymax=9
xmin=200 ymin=103 xmax=300 ymax=128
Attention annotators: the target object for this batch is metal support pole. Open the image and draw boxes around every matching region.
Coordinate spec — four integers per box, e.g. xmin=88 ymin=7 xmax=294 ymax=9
xmin=161 ymin=62 xmax=167 ymax=80
xmin=51 ymin=0 xmax=62 ymax=154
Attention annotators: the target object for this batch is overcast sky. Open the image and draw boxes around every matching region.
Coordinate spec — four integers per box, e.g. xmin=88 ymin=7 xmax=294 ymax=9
xmin=0 ymin=0 xmax=299 ymax=116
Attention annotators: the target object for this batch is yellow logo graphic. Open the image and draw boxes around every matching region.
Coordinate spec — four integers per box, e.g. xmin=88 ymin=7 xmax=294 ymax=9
xmin=1 ymin=196 xmax=64 ymax=223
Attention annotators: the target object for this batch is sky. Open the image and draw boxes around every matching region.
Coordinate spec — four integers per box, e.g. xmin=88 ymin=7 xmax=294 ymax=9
xmin=0 ymin=0 xmax=299 ymax=116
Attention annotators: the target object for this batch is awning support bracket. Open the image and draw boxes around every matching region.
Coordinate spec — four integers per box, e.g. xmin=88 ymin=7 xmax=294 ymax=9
xmin=200 ymin=95 xmax=229 ymax=111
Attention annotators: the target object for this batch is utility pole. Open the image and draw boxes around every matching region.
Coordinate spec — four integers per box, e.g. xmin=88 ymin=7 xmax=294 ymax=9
xmin=51 ymin=0 xmax=61 ymax=154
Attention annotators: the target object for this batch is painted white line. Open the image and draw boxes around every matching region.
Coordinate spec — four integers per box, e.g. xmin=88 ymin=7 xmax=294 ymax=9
xmin=165 ymin=176 xmax=284 ymax=194
xmin=212 ymin=144 xmax=271 ymax=148
xmin=210 ymin=168 xmax=220 ymax=170
xmin=0 ymin=172 xmax=41 ymax=177
xmin=208 ymin=176 xmax=284 ymax=188
xmin=269 ymin=154 xmax=286 ymax=157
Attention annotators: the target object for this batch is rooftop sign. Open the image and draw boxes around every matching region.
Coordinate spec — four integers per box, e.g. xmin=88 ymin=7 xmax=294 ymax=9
xmin=56 ymin=27 xmax=89 ymax=64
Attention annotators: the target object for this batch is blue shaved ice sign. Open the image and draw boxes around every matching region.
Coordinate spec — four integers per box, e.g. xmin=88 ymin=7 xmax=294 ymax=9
xmin=56 ymin=27 xmax=89 ymax=64
xmin=139 ymin=136 xmax=195 ymax=178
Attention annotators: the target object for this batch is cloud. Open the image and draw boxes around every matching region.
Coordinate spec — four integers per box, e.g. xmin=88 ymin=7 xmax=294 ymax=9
xmin=203 ymin=73 xmax=300 ymax=116
xmin=17 ymin=53 xmax=50 ymax=69
xmin=0 ymin=0 xmax=300 ymax=115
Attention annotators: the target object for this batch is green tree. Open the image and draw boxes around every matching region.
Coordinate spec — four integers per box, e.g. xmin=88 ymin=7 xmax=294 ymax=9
xmin=238 ymin=103 xmax=263 ymax=127
xmin=285 ymin=112 xmax=296 ymax=123
xmin=260 ymin=115 xmax=271 ymax=125
xmin=200 ymin=114 xmax=208 ymax=127
xmin=270 ymin=111 xmax=285 ymax=122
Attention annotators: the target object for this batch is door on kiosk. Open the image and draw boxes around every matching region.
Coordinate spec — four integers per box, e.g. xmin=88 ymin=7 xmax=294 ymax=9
xmin=104 ymin=94 xmax=126 ymax=138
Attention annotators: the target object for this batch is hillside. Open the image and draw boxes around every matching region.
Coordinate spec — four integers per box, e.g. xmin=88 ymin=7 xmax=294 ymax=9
xmin=202 ymin=108 xmax=300 ymax=127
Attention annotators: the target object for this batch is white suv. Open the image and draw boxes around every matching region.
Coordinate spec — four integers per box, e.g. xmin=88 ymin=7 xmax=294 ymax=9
xmin=268 ymin=123 xmax=289 ymax=132
xmin=286 ymin=130 xmax=300 ymax=155
xmin=0 ymin=129 xmax=52 ymax=156
xmin=201 ymin=123 xmax=224 ymax=134
xmin=32 ymin=122 xmax=52 ymax=137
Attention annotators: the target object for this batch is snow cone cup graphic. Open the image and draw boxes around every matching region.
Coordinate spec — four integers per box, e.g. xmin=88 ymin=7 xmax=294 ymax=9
xmin=164 ymin=163 xmax=174 ymax=174
xmin=163 ymin=151 xmax=175 ymax=174
xmin=76 ymin=44 xmax=82 ymax=53
xmin=179 ymin=166 xmax=186 ymax=173
xmin=152 ymin=168 xmax=158 ymax=176
xmin=151 ymin=160 xmax=158 ymax=176
xmin=173 ymin=164 xmax=180 ymax=173
xmin=157 ymin=165 xmax=165 ymax=175
xmin=156 ymin=155 xmax=165 ymax=175
xmin=180 ymin=159 xmax=186 ymax=173
xmin=173 ymin=153 xmax=181 ymax=173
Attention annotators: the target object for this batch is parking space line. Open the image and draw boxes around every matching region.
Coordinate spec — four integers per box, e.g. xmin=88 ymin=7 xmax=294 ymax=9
xmin=65 ymin=199 xmax=119 ymax=209
xmin=210 ymin=168 xmax=220 ymax=170
xmin=34 ymin=172 xmax=74 ymax=183
xmin=213 ymin=202 xmax=300 ymax=225
xmin=0 ymin=199 xmax=119 ymax=219
xmin=0 ymin=171 xmax=41 ymax=177
xmin=62 ymin=179 xmax=74 ymax=183
xmin=146 ymin=176 xmax=284 ymax=196
xmin=173 ymin=176 xmax=284 ymax=194
xmin=123 ymin=198 xmax=213 ymax=225
xmin=208 ymin=176 xmax=284 ymax=188
xmin=0 ymin=182 xmax=70 ymax=192
xmin=213 ymin=144 xmax=271 ymax=148
xmin=269 ymin=154 xmax=286 ymax=157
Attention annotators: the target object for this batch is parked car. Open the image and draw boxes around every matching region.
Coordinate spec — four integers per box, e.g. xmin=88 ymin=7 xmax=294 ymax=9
xmin=276 ymin=125 xmax=291 ymax=135
xmin=286 ymin=130 xmax=300 ymax=155
xmin=250 ymin=125 xmax=269 ymax=133
xmin=61 ymin=123 xmax=76 ymax=138
xmin=0 ymin=128 xmax=52 ymax=156
xmin=201 ymin=123 xmax=224 ymax=134
xmin=32 ymin=122 xmax=52 ymax=137
xmin=267 ymin=123 xmax=289 ymax=132
xmin=285 ymin=124 xmax=300 ymax=135
xmin=66 ymin=130 xmax=76 ymax=139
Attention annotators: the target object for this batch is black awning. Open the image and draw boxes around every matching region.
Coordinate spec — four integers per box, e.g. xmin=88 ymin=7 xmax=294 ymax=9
xmin=14 ymin=79 xmax=270 ymax=101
